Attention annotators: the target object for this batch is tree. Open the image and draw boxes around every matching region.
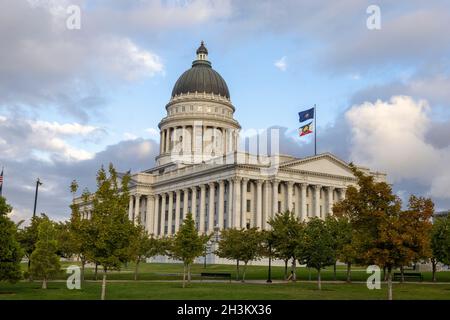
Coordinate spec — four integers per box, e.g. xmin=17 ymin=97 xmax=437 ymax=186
xmin=335 ymin=165 xmax=433 ymax=300
xmin=0 ymin=196 xmax=23 ymax=283
xmin=325 ymin=215 xmax=356 ymax=282
xmin=128 ymin=225 xmax=166 ymax=280
xmin=30 ymin=217 xmax=61 ymax=289
xmin=431 ymin=215 xmax=450 ymax=281
xmin=17 ymin=214 xmax=47 ymax=279
xmin=88 ymin=163 xmax=134 ymax=300
xmin=301 ymin=217 xmax=335 ymax=290
xmin=268 ymin=211 xmax=304 ymax=281
xmin=238 ymin=228 xmax=264 ymax=282
xmin=168 ymin=213 xmax=210 ymax=288
xmin=216 ymin=228 xmax=243 ymax=281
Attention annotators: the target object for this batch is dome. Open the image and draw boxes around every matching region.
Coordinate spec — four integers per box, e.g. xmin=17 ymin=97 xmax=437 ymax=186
xmin=171 ymin=42 xmax=230 ymax=99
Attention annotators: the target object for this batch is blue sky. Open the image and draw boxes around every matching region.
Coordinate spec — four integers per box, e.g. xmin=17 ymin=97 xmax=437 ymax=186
xmin=1 ymin=0 xmax=450 ymax=222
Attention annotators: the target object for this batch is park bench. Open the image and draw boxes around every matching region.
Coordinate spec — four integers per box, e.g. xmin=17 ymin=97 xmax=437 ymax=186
xmin=200 ymin=272 xmax=232 ymax=282
xmin=393 ymin=272 xmax=423 ymax=282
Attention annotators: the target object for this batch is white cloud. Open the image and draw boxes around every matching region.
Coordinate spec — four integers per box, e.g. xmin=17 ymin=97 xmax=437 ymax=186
xmin=274 ymin=56 xmax=287 ymax=71
xmin=145 ymin=127 xmax=160 ymax=138
xmin=346 ymin=95 xmax=450 ymax=199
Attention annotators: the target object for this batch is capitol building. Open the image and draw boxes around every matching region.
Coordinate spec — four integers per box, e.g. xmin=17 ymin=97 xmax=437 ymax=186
xmin=78 ymin=42 xmax=386 ymax=252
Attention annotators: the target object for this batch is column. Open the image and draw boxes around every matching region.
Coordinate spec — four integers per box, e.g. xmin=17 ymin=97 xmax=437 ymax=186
xmin=191 ymin=186 xmax=197 ymax=222
xmin=263 ymin=181 xmax=270 ymax=229
xmin=153 ymin=195 xmax=160 ymax=236
xmin=227 ymin=179 xmax=233 ymax=229
xmin=183 ymin=188 xmax=189 ymax=219
xmin=192 ymin=125 xmax=196 ymax=159
xmin=134 ymin=194 xmax=141 ymax=225
xmin=272 ymin=179 xmax=279 ymax=217
xmin=146 ymin=195 xmax=155 ymax=234
xmin=233 ymin=177 xmax=241 ymax=228
xmin=160 ymin=193 xmax=166 ymax=235
xmin=295 ymin=184 xmax=301 ymax=219
xmin=314 ymin=185 xmax=321 ymax=218
xmin=218 ymin=180 xmax=225 ymax=229
xmin=300 ymin=184 xmax=307 ymax=221
xmin=287 ymin=181 xmax=294 ymax=212
xmin=340 ymin=188 xmax=347 ymax=201
xmin=167 ymin=191 xmax=174 ymax=235
xmin=241 ymin=178 xmax=248 ymax=228
xmin=128 ymin=196 xmax=134 ymax=221
xmin=199 ymin=184 xmax=206 ymax=233
xmin=165 ymin=128 xmax=170 ymax=153
xmin=175 ymin=190 xmax=181 ymax=232
xmin=208 ymin=182 xmax=215 ymax=232
xmin=256 ymin=180 xmax=263 ymax=229
xmin=327 ymin=186 xmax=334 ymax=216
xmin=160 ymin=131 xmax=163 ymax=154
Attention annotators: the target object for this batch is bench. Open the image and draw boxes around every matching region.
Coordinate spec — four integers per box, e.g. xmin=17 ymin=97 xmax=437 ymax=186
xmin=200 ymin=272 xmax=232 ymax=282
xmin=393 ymin=272 xmax=423 ymax=282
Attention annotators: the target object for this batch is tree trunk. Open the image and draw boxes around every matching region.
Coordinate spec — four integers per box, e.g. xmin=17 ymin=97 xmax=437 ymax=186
xmin=42 ymin=277 xmax=47 ymax=289
xmin=242 ymin=262 xmax=248 ymax=282
xmin=400 ymin=266 xmax=405 ymax=283
xmin=236 ymin=260 xmax=240 ymax=281
xmin=383 ymin=266 xmax=387 ymax=281
xmin=134 ymin=259 xmax=140 ymax=281
xmin=183 ymin=263 xmax=186 ymax=288
xmin=81 ymin=258 xmax=85 ymax=283
xmin=292 ymin=259 xmax=297 ymax=282
xmin=101 ymin=269 xmax=107 ymax=300
xmin=346 ymin=262 xmax=351 ymax=283
xmin=317 ymin=269 xmax=322 ymax=290
xmin=333 ymin=262 xmax=337 ymax=281
xmin=432 ymin=259 xmax=437 ymax=282
xmin=284 ymin=259 xmax=288 ymax=280
xmin=188 ymin=264 xmax=191 ymax=284
xmin=95 ymin=263 xmax=99 ymax=281
xmin=387 ymin=267 xmax=393 ymax=301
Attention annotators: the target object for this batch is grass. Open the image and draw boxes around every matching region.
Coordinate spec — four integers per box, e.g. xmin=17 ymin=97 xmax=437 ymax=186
xmin=1 ymin=262 xmax=448 ymax=300
xmin=1 ymin=281 xmax=450 ymax=300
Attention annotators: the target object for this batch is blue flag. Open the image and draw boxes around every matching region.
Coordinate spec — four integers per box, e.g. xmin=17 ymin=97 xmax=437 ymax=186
xmin=298 ymin=107 xmax=314 ymax=122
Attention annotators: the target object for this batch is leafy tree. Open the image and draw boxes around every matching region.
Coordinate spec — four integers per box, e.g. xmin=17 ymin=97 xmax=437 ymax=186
xmin=268 ymin=211 xmax=304 ymax=281
xmin=17 ymin=214 xmax=47 ymax=279
xmin=128 ymin=225 xmax=166 ymax=280
xmin=431 ymin=215 xmax=450 ymax=281
xmin=300 ymin=217 xmax=335 ymax=290
xmin=335 ymin=165 xmax=433 ymax=300
xmin=238 ymin=228 xmax=264 ymax=282
xmin=0 ymin=196 xmax=23 ymax=283
xmin=55 ymin=221 xmax=75 ymax=259
xmin=216 ymin=228 xmax=243 ymax=281
xmin=88 ymin=163 xmax=134 ymax=300
xmin=325 ymin=214 xmax=356 ymax=282
xmin=30 ymin=217 xmax=61 ymax=289
xmin=168 ymin=213 xmax=210 ymax=288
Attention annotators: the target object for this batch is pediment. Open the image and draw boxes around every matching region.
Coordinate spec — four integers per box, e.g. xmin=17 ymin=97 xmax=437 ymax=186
xmin=280 ymin=153 xmax=355 ymax=178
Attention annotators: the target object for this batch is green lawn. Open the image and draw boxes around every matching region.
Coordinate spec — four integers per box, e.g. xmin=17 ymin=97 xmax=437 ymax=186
xmin=1 ymin=281 xmax=450 ymax=300
xmin=1 ymin=262 xmax=448 ymax=300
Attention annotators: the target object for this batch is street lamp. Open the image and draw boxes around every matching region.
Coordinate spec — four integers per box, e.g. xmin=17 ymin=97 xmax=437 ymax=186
xmin=267 ymin=240 xmax=272 ymax=283
xmin=33 ymin=178 xmax=43 ymax=218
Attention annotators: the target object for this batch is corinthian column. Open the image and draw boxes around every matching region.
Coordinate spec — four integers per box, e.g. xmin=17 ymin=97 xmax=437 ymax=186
xmin=153 ymin=195 xmax=159 ymax=236
xmin=183 ymin=188 xmax=189 ymax=220
xmin=272 ymin=179 xmax=279 ymax=217
xmin=300 ymin=183 xmax=307 ymax=221
xmin=263 ymin=181 xmax=270 ymax=229
xmin=160 ymin=193 xmax=166 ymax=235
xmin=167 ymin=191 xmax=174 ymax=235
xmin=256 ymin=180 xmax=263 ymax=229
xmin=233 ymin=177 xmax=241 ymax=228
xmin=241 ymin=178 xmax=248 ymax=229
xmin=314 ymin=185 xmax=321 ymax=218
xmin=146 ymin=195 xmax=155 ymax=234
xmin=287 ymin=181 xmax=294 ymax=213
xmin=175 ymin=190 xmax=181 ymax=233
xmin=208 ymin=182 xmax=216 ymax=232
xmin=128 ymin=196 xmax=134 ymax=221
xmin=134 ymin=194 xmax=141 ymax=226
xmin=227 ymin=179 xmax=233 ymax=229
xmin=218 ymin=180 xmax=225 ymax=229
xmin=191 ymin=186 xmax=197 ymax=222
xmin=327 ymin=186 xmax=334 ymax=216
xmin=199 ymin=184 xmax=206 ymax=233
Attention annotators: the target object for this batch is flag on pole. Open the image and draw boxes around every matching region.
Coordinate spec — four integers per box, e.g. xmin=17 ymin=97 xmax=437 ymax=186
xmin=299 ymin=122 xmax=313 ymax=136
xmin=298 ymin=107 xmax=315 ymax=123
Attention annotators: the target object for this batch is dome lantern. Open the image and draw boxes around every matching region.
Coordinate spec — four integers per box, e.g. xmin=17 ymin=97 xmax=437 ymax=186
xmin=196 ymin=41 xmax=208 ymax=61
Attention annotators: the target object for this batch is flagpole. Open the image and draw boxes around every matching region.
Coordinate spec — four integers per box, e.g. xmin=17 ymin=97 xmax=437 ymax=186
xmin=0 ymin=166 xmax=3 ymax=197
xmin=314 ymin=104 xmax=317 ymax=156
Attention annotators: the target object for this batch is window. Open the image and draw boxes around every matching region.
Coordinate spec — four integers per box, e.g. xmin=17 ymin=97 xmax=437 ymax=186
xmin=306 ymin=204 xmax=309 ymax=216
xmin=247 ymin=183 xmax=251 ymax=192
xmin=246 ymin=200 xmax=251 ymax=212
xmin=306 ymin=187 xmax=309 ymax=197
xmin=278 ymin=184 xmax=281 ymax=193
xmin=278 ymin=201 xmax=281 ymax=213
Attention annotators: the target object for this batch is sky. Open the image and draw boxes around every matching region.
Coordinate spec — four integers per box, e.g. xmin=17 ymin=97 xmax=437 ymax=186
xmin=1 ymin=0 xmax=450 ymax=223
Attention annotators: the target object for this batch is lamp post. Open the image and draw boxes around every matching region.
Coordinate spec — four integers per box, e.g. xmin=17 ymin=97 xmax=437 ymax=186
xmin=33 ymin=178 xmax=43 ymax=218
xmin=267 ymin=240 xmax=272 ymax=283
